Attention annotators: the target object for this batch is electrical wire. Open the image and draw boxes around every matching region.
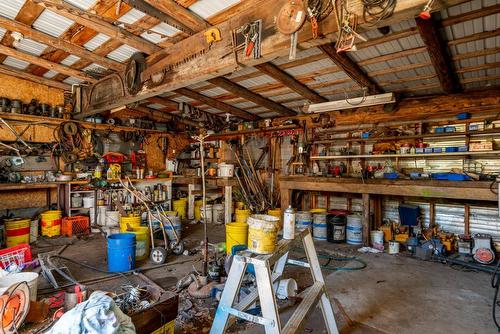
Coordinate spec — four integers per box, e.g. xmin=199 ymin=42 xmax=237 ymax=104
xmin=362 ymin=0 xmax=397 ymax=25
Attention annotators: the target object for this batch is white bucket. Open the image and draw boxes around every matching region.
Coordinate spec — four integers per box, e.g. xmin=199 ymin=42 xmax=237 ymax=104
xmin=388 ymin=241 xmax=400 ymax=254
xmin=276 ymin=278 xmax=298 ymax=300
xmin=370 ymin=230 xmax=384 ymax=248
xmin=296 ymin=211 xmax=313 ymax=231
xmin=312 ymin=213 xmax=327 ymax=241
xmin=83 ymin=196 xmax=94 ymax=208
xmin=0 ymin=272 xmax=39 ymax=301
xmin=201 ymin=204 xmax=213 ymax=224
xmin=346 ymin=215 xmax=363 ymax=245
xmin=213 ymin=204 xmax=224 ymax=224
xmin=30 ymin=219 xmax=38 ymax=243
xmin=105 ymin=210 xmax=120 ymax=227
xmin=98 ymin=206 xmax=107 ymax=226
xmin=218 ymin=163 xmax=234 ymax=177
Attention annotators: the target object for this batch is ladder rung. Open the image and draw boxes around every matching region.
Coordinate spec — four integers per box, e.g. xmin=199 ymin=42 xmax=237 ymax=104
xmin=282 ymin=281 xmax=324 ymax=334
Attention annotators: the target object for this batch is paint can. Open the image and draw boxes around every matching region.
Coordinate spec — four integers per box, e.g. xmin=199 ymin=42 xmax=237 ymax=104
xmin=208 ymin=261 xmax=222 ymax=282
xmin=313 ymin=213 xmax=328 ymax=241
xmin=213 ymin=203 xmax=225 ymax=224
xmin=64 ymin=285 xmax=88 ymax=310
xmin=283 ymin=206 xmax=295 ymax=240
xmin=5 ymin=219 xmax=30 ymax=247
xmin=225 ymin=222 xmax=248 ymax=254
xmin=388 ymin=241 xmax=399 ymax=254
xmin=370 ymin=230 xmax=385 ymax=250
xmin=296 ymin=211 xmax=313 ymax=231
xmin=247 ymin=215 xmax=279 ymax=254
xmin=82 ymin=196 xmax=94 ymax=209
xmin=346 ymin=214 xmax=363 ymax=245
xmin=327 ymin=210 xmax=348 ymax=243
xmin=235 ymin=209 xmax=250 ymax=223
xmin=106 ymin=211 xmax=120 ymax=228
xmin=201 ymin=204 xmax=213 ymax=224
xmin=218 ymin=163 xmax=234 ymax=177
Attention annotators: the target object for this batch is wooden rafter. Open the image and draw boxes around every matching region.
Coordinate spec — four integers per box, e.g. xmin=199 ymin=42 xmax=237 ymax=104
xmin=0 ymin=16 xmax=125 ymax=72
xmin=254 ymin=63 xmax=327 ymax=104
xmin=319 ymin=44 xmax=382 ymax=94
xmin=208 ymin=77 xmax=297 ymax=116
xmin=31 ymin=0 xmax=161 ymax=54
xmin=416 ymin=15 xmax=461 ymax=93
xmin=441 ymin=3 xmax=500 ymax=27
xmin=0 ymin=64 xmax=71 ymax=90
xmin=175 ymin=88 xmax=259 ymax=120
xmin=0 ymin=44 xmax=96 ymax=82
xmin=142 ymin=0 xmax=210 ymax=33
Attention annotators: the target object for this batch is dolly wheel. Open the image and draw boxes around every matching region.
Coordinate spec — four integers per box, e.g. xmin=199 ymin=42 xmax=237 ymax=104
xmin=171 ymin=241 xmax=184 ymax=255
xmin=150 ymin=247 xmax=167 ymax=264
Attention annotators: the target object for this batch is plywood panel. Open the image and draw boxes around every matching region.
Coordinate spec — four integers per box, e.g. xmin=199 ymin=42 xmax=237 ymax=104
xmin=0 ymin=73 xmax=64 ymax=105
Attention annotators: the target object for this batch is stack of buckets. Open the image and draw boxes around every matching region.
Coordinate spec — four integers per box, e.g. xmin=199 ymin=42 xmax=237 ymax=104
xmin=235 ymin=208 xmax=250 ymax=223
xmin=5 ymin=218 xmax=31 ymax=247
xmin=119 ymin=215 xmax=150 ymax=261
xmin=267 ymin=208 xmax=281 ymax=229
xmin=41 ymin=211 xmax=62 ymax=237
xmin=107 ymin=233 xmax=136 ymax=272
xmin=173 ymin=198 xmax=187 ymax=220
xmin=119 ymin=215 xmax=141 ymax=232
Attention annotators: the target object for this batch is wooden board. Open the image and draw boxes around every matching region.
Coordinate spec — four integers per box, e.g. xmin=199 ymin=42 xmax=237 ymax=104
xmin=0 ymin=73 xmax=64 ymax=105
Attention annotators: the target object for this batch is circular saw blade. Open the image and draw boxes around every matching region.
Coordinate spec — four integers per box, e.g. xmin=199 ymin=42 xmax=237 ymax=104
xmin=276 ymin=0 xmax=307 ymax=35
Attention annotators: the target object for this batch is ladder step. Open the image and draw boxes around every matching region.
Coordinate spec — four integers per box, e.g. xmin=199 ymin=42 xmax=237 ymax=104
xmin=282 ymin=281 xmax=324 ymax=334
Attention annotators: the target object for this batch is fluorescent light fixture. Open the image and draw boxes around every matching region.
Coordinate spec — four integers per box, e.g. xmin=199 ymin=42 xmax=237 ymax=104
xmin=305 ymin=92 xmax=396 ymax=113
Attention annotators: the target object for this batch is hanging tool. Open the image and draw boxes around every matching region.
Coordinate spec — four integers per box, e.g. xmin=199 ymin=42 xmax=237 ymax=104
xmin=204 ymin=28 xmax=222 ymax=45
xmin=305 ymin=0 xmax=333 ymax=39
xmin=241 ymin=20 xmax=262 ymax=59
xmin=333 ymin=0 xmax=367 ymax=52
xmin=419 ymin=0 xmax=434 ymax=19
xmin=276 ymin=1 xmax=307 ymax=60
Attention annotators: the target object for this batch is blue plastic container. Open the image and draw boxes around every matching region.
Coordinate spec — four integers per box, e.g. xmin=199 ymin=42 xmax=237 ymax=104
xmin=398 ymin=204 xmax=419 ymax=226
xmin=384 ymin=172 xmax=398 ymax=179
xmin=107 ymin=233 xmax=136 ymax=272
xmin=445 ymin=147 xmax=458 ymax=152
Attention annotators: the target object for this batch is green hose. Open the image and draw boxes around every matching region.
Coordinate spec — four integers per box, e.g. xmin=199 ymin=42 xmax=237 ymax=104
xmin=290 ymin=247 xmax=367 ymax=271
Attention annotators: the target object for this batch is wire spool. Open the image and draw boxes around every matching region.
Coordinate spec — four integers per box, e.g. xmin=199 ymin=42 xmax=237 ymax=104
xmin=276 ymin=1 xmax=307 ymax=35
xmin=362 ymin=0 xmax=397 ymax=25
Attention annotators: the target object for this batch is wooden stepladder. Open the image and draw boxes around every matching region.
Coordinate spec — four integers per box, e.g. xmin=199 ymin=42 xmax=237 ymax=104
xmin=210 ymin=228 xmax=339 ymax=334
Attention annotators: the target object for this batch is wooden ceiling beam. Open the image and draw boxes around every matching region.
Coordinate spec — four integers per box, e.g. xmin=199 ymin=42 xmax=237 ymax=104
xmin=0 ymin=16 xmax=125 ymax=72
xmin=0 ymin=44 xmax=96 ymax=82
xmin=254 ymin=63 xmax=328 ymax=104
xmin=32 ymin=0 xmax=161 ymax=54
xmin=175 ymin=87 xmax=259 ymax=120
xmin=416 ymin=15 xmax=461 ymax=93
xmin=208 ymin=76 xmax=296 ymax=116
xmin=147 ymin=96 xmax=179 ymax=109
xmin=0 ymin=64 xmax=71 ymax=90
xmin=142 ymin=0 xmax=210 ymax=33
xmin=441 ymin=3 xmax=500 ymax=27
xmin=319 ymin=44 xmax=382 ymax=94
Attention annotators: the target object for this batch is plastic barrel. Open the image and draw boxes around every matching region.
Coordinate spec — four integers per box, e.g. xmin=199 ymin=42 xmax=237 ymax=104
xmin=107 ymin=233 xmax=136 ymax=272
xmin=346 ymin=214 xmax=363 ymax=245
xmin=131 ymin=227 xmax=150 ymax=261
xmin=41 ymin=210 xmax=62 ymax=237
xmin=173 ymin=199 xmax=187 ymax=219
xmin=296 ymin=211 xmax=313 ymax=231
xmin=164 ymin=215 xmax=182 ymax=241
xmin=247 ymin=215 xmax=279 ymax=254
xmin=120 ymin=215 xmax=141 ymax=232
xmin=312 ymin=213 xmax=327 ymax=241
xmin=5 ymin=219 xmax=30 ymax=247
xmin=225 ymin=222 xmax=248 ymax=254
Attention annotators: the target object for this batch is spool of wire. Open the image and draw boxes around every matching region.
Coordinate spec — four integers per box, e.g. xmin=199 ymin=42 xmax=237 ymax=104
xmin=362 ymin=0 xmax=397 ymax=25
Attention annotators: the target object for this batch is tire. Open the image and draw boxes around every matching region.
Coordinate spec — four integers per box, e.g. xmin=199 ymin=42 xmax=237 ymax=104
xmin=171 ymin=241 xmax=184 ymax=255
xmin=150 ymin=247 xmax=167 ymax=264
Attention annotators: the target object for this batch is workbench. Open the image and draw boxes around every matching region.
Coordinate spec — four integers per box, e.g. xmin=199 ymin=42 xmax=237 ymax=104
xmin=280 ymin=176 xmax=497 ymax=244
xmin=173 ymin=176 xmax=238 ymax=224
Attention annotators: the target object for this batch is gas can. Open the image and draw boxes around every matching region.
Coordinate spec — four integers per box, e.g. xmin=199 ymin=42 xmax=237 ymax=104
xmin=283 ymin=206 xmax=295 ymax=240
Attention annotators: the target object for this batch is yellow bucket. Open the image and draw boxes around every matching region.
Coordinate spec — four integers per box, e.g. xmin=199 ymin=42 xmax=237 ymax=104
xmin=120 ymin=215 xmax=141 ymax=232
xmin=173 ymin=200 xmax=187 ymax=220
xmin=247 ymin=215 xmax=279 ymax=254
xmin=235 ymin=209 xmax=250 ymax=223
xmin=267 ymin=208 xmax=282 ymax=228
xmin=236 ymin=202 xmax=245 ymax=210
xmin=41 ymin=210 xmax=62 ymax=237
xmin=5 ymin=219 xmax=30 ymax=247
xmin=310 ymin=208 xmax=327 ymax=214
xmin=225 ymin=222 xmax=248 ymax=254
xmin=131 ymin=226 xmax=150 ymax=261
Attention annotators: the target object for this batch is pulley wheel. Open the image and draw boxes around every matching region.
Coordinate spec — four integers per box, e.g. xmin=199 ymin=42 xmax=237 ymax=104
xmin=276 ymin=0 xmax=306 ymax=35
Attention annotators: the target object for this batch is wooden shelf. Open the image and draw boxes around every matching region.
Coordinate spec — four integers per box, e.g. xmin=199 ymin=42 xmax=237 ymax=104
xmin=206 ymin=124 xmax=298 ymax=140
xmin=313 ymin=128 xmax=500 ymax=144
xmin=310 ymin=150 xmax=500 ymax=160
xmin=0 ymin=111 xmax=166 ymax=134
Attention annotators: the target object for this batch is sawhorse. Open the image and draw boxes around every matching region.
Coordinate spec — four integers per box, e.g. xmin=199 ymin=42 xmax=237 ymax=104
xmin=211 ymin=228 xmax=339 ymax=334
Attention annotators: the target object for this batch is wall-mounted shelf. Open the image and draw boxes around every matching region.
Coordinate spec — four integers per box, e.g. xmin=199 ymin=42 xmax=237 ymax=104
xmin=311 ymin=150 xmax=500 ymax=160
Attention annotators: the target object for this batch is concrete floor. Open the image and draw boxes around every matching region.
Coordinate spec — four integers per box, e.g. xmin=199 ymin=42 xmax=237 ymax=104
xmin=33 ymin=224 xmax=498 ymax=334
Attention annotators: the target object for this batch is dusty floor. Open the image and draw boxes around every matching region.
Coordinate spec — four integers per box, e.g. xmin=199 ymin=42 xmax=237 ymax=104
xmin=33 ymin=223 xmax=498 ymax=334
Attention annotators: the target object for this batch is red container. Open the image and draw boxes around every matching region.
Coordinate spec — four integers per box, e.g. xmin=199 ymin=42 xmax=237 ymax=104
xmin=61 ymin=216 xmax=90 ymax=237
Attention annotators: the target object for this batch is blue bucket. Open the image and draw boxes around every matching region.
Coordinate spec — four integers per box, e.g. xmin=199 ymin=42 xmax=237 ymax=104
xmin=107 ymin=233 xmax=136 ymax=272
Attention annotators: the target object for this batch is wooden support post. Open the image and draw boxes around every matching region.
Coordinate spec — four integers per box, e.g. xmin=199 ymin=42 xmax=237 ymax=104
xmin=225 ymin=185 xmax=232 ymax=224
xmin=464 ymin=204 xmax=470 ymax=236
xmin=188 ymin=183 xmax=195 ymax=220
xmin=362 ymin=193 xmax=370 ymax=245
xmin=429 ymin=201 xmax=435 ymax=228
xmin=281 ymin=187 xmax=291 ymax=211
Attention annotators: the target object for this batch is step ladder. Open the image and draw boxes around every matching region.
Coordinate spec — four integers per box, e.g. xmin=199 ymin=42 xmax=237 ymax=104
xmin=210 ymin=228 xmax=339 ymax=334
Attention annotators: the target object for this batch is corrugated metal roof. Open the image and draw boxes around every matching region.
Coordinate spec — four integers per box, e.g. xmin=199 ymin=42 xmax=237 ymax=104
xmin=284 ymin=58 xmax=336 ymax=77
xmin=147 ymin=103 xmax=165 ymax=110
xmin=106 ymin=44 xmax=140 ymax=62
xmin=65 ymin=0 xmax=96 ymax=10
xmin=141 ymin=23 xmax=180 ymax=43
xmin=32 ymin=9 xmax=75 ymax=38
xmin=0 ymin=0 xmax=26 ymax=20
xmin=3 ymin=56 xmax=29 ymax=70
xmin=63 ymin=77 xmax=84 ymax=85
xmin=60 ymin=55 xmax=80 ymax=66
xmin=226 ymin=66 xmax=258 ymax=80
xmin=0 ymin=28 xmax=5 ymax=40
xmin=83 ymin=33 xmax=111 ymax=51
xmin=237 ymin=75 xmax=277 ymax=88
xmin=82 ymin=63 xmax=107 ymax=74
xmin=199 ymin=87 xmax=228 ymax=97
xmin=14 ymin=38 xmax=47 ymax=56
xmin=272 ymin=48 xmax=324 ymax=66
xmin=258 ymin=112 xmax=280 ymax=118
xmin=43 ymin=70 xmax=59 ymax=79
xmin=233 ymin=101 xmax=257 ymax=109
xmin=189 ymin=0 xmax=240 ymax=19
xmin=118 ymin=8 xmax=147 ymax=25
